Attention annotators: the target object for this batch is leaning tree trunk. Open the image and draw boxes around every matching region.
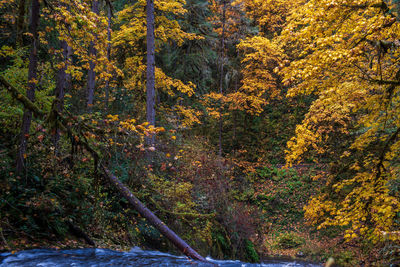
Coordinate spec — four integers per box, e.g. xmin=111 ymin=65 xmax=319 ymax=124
xmin=16 ymin=0 xmax=40 ymax=173
xmin=87 ymin=0 xmax=99 ymax=112
xmin=146 ymin=0 xmax=156 ymax=146
xmin=102 ymin=167 xmax=208 ymax=262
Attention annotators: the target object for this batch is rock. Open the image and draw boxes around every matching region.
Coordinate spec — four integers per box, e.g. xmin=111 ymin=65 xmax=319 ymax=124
xmin=296 ymin=251 xmax=305 ymax=258
xmin=129 ymin=246 xmax=142 ymax=253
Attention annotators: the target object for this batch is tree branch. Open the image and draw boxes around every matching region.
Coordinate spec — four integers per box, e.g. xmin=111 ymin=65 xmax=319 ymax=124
xmin=376 ymin=127 xmax=400 ymax=179
xmin=341 ymin=2 xmax=389 ymax=12
xmin=367 ymin=78 xmax=400 ymax=86
xmin=0 ymin=75 xmax=46 ymax=118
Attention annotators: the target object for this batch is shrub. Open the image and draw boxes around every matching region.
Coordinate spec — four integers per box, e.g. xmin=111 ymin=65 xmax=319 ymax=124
xmin=244 ymin=239 xmax=260 ymax=262
xmin=274 ymin=232 xmax=305 ymax=249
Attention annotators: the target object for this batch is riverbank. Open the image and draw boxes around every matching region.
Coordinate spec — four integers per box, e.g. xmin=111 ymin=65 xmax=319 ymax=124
xmin=1 ymin=164 xmax=396 ymax=266
xmin=0 ymin=235 xmax=129 ymax=253
xmin=0 ymin=230 xmax=395 ymax=266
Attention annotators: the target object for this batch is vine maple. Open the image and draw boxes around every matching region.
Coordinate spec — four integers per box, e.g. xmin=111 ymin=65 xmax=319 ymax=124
xmin=281 ymin=0 xmax=400 ymax=242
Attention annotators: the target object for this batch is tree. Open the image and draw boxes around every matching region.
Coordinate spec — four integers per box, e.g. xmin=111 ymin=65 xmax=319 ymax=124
xmin=201 ymin=0 xmax=293 ymax=162
xmin=113 ymin=0 xmax=199 ymax=128
xmin=218 ymin=0 xmax=227 ymax=156
xmin=16 ymin=0 xmax=26 ymax=46
xmin=204 ymin=0 xmax=249 ymax=155
xmin=226 ymin=0 xmax=296 ymax=115
xmin=50 ymin=0 xmax=114 ymax=112
xmin=228 ymin=36 xmax=282 ymax=115
xmin=232 ymin=0 xmax=301 ymax=35
xmin=105 ymin=0 xmax=113 ymax=111
xmin=87 ymin=0 xmax=99 ymax=112
xmin=16 ymin=0 xmax=40 ymax=173
xmin=52 ymin=38 xmax=71 ymax=151
xmin=280 ymin=0 xmax=400 ymax=243
xmin=146 ymin=0 xmax=156 ymax=145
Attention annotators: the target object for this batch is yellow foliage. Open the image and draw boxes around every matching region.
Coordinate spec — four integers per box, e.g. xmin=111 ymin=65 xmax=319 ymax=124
xmin=148 ymin=172 xmax=196 ymax=214
xmin=233 ymin=0 xmax=303 ymax=33
xmin=281 ymin=0 xmax=400 ymax=242
xmin=45 ymin=0 xmax=120 ymax=83
xmin=114 ymin=0 xmax=199 ymax=50
xmin=114 ymin=0 xmax=199 ymax=128
xmin=228 ymin=36 xmax=283 ymax=115
xmin=173 ymin=105 xmax=202 ymax=128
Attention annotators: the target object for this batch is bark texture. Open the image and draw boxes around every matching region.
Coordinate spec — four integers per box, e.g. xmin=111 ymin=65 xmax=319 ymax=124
xmin=102 ymin=167 xmax=208 ymax=262
xmin=218 ymin=0 xmax=226 ymax=157
xmin=87 ymin=0 xmax=99 ymax=112
xmin=16 ymin=0 xmax=40 ymax=173
xmin=146 ymin=0 xmax=156 ymax=145
xmin=105 ymin=1 xmax=112 ymax=111
xmin=53 ymin=39 xmax=71 ymax=150
xmin=16 ymin=0 xmax=26 ymax=46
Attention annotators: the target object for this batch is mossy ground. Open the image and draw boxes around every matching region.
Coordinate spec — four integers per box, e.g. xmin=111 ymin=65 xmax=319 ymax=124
xmin=249 ymin=166 xmax=395 ymax=267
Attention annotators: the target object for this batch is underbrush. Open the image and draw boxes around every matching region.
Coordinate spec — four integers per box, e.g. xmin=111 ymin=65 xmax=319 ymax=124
xmin=248 ymin=165 xmax=400 ymax=266
xmin=239 ymin=165 xmax=320 ymax=232
xmin=274 ymin=232 xmax=305 ymax=249
xmin=0 ymin=131 xmax=262 ymax=262
xmin=2 ymin=128 xmax=398 ymax=266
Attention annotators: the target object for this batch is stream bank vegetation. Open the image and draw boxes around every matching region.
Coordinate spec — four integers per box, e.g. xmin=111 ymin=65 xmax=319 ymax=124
xmin=1 ymin=0 xmax=400 ymax=266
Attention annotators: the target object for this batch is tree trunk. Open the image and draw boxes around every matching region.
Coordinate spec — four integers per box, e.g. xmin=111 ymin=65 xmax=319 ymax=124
xmin=218 ymin=0 xmax=226 ymax=157
xmin=146 ymin=0 xmax=156 ymax=146
xmin=105 ymin=1 xmax=112 ymax=111
xmin=16 ymin=0 xmax=26 ymax=46
xmin=53 ymin=39 xmax=71 ymax=152
xmin=102 ymin=167 xmax=208 ymax=263
xmin=16 ymin=0 xmax=40 ymax=173
xmin=232 ymin=75 xmax=238 ymax=149
xmin=87 ymin=0 xmax=99 ymax=112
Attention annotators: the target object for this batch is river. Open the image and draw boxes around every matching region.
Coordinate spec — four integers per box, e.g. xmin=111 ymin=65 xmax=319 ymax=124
xmin=0 ymin=247 xmax=321 ymax=266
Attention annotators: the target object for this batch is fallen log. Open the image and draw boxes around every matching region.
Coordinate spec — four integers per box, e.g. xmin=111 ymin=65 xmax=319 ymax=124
xmin=0 ymin=75 xmax=211 ymax=263
xmin=102 ymin=166 xmax=208 ymax=262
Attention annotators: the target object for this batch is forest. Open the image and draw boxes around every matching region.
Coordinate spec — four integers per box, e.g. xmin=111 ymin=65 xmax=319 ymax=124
xmin=0 ymin=0 xmax=399 ymax=266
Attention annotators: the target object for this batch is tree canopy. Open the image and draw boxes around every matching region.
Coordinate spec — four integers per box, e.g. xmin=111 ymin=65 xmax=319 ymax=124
xmin=0 ymin=0 xmax=399 ymax=265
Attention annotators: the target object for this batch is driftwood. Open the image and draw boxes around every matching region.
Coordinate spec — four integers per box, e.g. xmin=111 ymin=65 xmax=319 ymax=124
xmin=0 ymin=75 xmax=210 ymax=263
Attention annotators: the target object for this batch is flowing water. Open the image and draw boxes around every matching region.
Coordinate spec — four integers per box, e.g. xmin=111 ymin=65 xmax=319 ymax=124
xmin=0 ymin=247 xmax=321 ymax=266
